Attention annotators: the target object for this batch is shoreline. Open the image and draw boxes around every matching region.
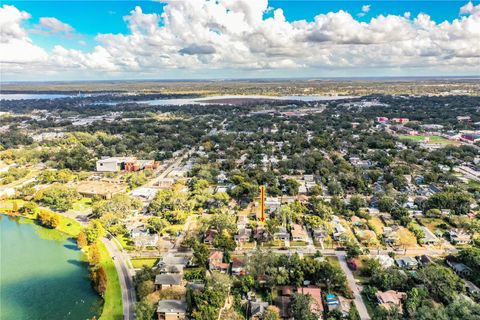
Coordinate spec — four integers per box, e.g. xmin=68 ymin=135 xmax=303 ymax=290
xmin=1 ymin=204 xmax=123 ymax=320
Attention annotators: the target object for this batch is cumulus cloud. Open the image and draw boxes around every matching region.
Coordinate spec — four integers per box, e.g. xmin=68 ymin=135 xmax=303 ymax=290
xmin=0 ymin=5 xmax=48 ymax=64
xmin=35 ymin=17 xmax=74 ymax=35
xmin=0 ymin=1 xmax=479 ymax=79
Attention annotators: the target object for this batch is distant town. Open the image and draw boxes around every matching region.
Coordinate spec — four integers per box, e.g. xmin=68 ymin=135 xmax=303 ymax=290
xmin=1 ymin=79 xmax=479 ymax=320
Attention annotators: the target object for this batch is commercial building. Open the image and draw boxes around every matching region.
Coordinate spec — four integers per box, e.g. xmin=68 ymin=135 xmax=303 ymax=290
xmin=96 ymin=156 xmax=159 ymax=172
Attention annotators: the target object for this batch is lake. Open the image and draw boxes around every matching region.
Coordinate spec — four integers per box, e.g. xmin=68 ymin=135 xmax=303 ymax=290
xmin=0 ymin=94 xmax=72 ymax=101
xmin=0 ymin=216 xmax=102 ymax=320
xmin=99 ymin=94 xmax=356 ymax=106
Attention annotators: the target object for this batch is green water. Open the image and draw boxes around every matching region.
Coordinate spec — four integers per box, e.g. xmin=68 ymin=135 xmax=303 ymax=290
xmin=0 ymin=215 xmax=102 ymax=320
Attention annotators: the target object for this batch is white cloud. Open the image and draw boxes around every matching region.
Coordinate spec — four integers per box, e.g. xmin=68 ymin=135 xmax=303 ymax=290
xmin=0 ymin=1 xmax=479 ymax=79
xmin=35 ymin=17 xmax=74 ymax=35
xmin=460 ymin=1 xmax=480 ymax=15
xmin=0 ymin=5 xmax=48 ymax=64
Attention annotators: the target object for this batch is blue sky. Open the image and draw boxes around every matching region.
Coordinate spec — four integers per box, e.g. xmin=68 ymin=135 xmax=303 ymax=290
xmin=1 ymin=0 xmax=479 ymax=80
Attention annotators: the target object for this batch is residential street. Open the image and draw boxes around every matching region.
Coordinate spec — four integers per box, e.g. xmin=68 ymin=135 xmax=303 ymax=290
xmin=336 ymin=251 xmax=371 ymax=320
xmin=103 ymin=237 xmax=136 ymax=320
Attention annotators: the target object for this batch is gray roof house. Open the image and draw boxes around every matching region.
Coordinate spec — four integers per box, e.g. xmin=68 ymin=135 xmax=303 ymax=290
xmin=154 ymin=273 xmax=182 ymax=290
xmin=157 ymin=300 xmax=187 ymax=320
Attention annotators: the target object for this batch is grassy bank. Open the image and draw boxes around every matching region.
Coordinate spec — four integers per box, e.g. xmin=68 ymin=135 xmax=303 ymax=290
xmin=1 ymin=200 xmax=123 ymax=320
xmin=98 ymin=241 xmax=123 ymax=320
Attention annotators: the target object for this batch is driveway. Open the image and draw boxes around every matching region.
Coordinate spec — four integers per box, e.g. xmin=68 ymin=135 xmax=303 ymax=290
xmin=336 ymin=251 xmax=371 ymax=320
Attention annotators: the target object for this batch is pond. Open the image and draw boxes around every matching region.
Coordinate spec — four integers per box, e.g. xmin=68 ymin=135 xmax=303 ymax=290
xmin=0 ymin=215 xmax=102 ymax=320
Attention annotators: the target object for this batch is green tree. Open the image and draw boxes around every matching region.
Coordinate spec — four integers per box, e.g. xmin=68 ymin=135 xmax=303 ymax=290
xmin=291 ymin=293 xmax=318 ymax=320
xmin=417 ymin=264 xmax=464 ymax=304
xmin=135 ymin=299 xmax=155 ymax=320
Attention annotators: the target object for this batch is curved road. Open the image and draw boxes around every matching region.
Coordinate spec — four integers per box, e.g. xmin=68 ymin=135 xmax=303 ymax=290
xmin=103 ymin=237 xmax=136 ymax=320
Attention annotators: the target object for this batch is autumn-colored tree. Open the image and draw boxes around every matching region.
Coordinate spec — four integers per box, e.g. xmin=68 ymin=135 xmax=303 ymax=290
xmin=88 ymin=243 xmax=101 ymax=267
xmin=77 ymin=231 xmax=88 ymax=249
xmin=95 ymin=267 xmax=108 ymax=296
xmin=90 ymin=266 xmax=108 ymax=297
xmin=12 ymin=201 xmax=18 ymax=213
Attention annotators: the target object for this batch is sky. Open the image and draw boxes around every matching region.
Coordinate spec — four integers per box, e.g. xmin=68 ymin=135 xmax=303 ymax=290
xmin=1 ymin=0 xmax=479 ymax=81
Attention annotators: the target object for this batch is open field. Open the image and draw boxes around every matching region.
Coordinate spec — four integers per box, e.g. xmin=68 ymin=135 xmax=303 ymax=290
xmin=399 ymin=135 xmax=459 ymax=145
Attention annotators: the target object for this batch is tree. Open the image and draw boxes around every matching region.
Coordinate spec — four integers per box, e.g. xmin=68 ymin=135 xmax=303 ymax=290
xmin=378 ymin=196 xmax=395 ymax=213
xmin=88 ymin=243 xmax=101 ymax=267
xmin=346 ymin=242 xmax=362 ymax=260
xmin=417 ymin=264 xmax=463 ymax=304
xmin=146 ymin=217 xmax=169 ymax=233
xmin=212 ymin=230 xmax=236 ymax=253
xmin=291 ymin=293 xmax=318 ymax=320
xmin=37 ymin=211 xmax=60 ymax=229
xmin=90 ymin=266 xmax=108 ymax=296
xmin=35 ymin=184 xmax=81 ymax=211
xmin=135 ymin=299 xmax=155 ymax=320
xmin=262 ymin=306 xmax=281 ymax=320
xmin=77 ymin=231 xmax=88 ymax=249
xmin=84 ymin=220 xmax=106 ymax=244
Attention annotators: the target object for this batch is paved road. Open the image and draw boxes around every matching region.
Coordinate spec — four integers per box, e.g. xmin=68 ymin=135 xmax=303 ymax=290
xmin=336 ymin=251 xmax=371 ymax=320
xmin=103 ymin=237 xmax=136 ymax=320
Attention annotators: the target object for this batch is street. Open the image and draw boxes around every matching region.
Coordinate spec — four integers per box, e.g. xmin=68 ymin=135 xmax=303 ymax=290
xmin=103 ymin=237 xmax=136 ymax=320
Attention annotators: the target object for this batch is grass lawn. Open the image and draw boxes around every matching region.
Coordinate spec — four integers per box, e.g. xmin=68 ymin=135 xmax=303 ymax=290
xmin=368 ymin=216 xmax=384 ymax=236
xmin=399 ymin=135 xmax=458 ymax=145
xmin=290 ymin=240 xmax=307 ymax=246
xmin=116 ymin=234 xmax=135 ymax=251
xmin=70 ymin=197 xmax=92 ymax=212
xmin=325 ymin=255 xmax=341 ymax=268
xmin=418 ymin=217 xmax=449 ymax=234
xmin=131 ymin=258 xmax=159 ymax=269
xmin=98 ymin=241 xmax=123 ymax=320
xmin=163 ymin=224 xmax=184 ymax=235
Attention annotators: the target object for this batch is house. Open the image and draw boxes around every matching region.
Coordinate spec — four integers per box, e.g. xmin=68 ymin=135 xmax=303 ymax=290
xmin=376 ymin=290 xmax=406 ymax=312
xmin=446 ymin=260 xmax=472 ymax=277
xmin=421 ymin=227 xmax=439 ymax=245
xmin=131 ymin=227 xmax=159 ymax=247
xmin=203 ymin=229 xmax=218 ymax=244
xmin=312 ymin=226 xmax=327 ymax=241
xmin=356 ymin=229 xmax=377 ymax=245
xmin=391 ymin=118 xmax=409 ymax=124
xmin=76 ymin=181 xmax=127 ymax=200
xmin=465 ymin=280 xmax=480 ymax=296
xmin=130 ymin=187 xmax=158 ymax=202
xmin=351 ymin=216 xmax=364 ymax=226
xmin=297 ymin=287 xmax=324 ymax=318
xmin=156 ymin=300 xmax=187 ymax=320
xmin=291 ymin=224 xmax=308 ymax=242
xmin=275 ymin=286 xmax=294 ymax=319
xmin=274 ymin=226 xmax=290 ymax=241
xmin=396 ymin=256 xmax=418 ymax=269
xmin=157 ymin=253 xmax=190 ymax=274
xmin=154 ymin=274 xmax=182 ymax=291
xmin=231 ymin=257 xmax=246 ymax=276
xmin=383 ymin=226 xmax=399 ymax=245
xmin=208 ymin=251 xmax=229 ymax=272
xmin=448 ymin=229 xmax=472 ymax=245
xmin=375 ymin=255 xmax=395 ymax=269
xmin=235 ymin=227 xmax=252 ymax=243
xmin=376 ymin=117 xmax=389 ymax=123
xmin=326 ymin=293 xmax=339 ymax=312
xmin=416 ymin=255 xmax=434 ymax=266
xmin=249 ymin=299 xmax=269 ymax=319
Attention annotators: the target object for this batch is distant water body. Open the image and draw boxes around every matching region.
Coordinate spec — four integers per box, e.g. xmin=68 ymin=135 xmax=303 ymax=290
xmin=0 ymin=216 xmax=102 ymax=320
xmin=102 ymin=94 xmax=355 ymax=106
xmin=0 ymin=93 xmax=71 ymax=100
xmin=0 ymin=93 xmax=355 ymax=104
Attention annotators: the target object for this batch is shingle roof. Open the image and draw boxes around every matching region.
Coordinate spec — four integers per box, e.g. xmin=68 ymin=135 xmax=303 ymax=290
xmin=154 ymin=273 xmax=182 ymax=285
xmin=156 ymin=300 xmax=187 ymax=313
